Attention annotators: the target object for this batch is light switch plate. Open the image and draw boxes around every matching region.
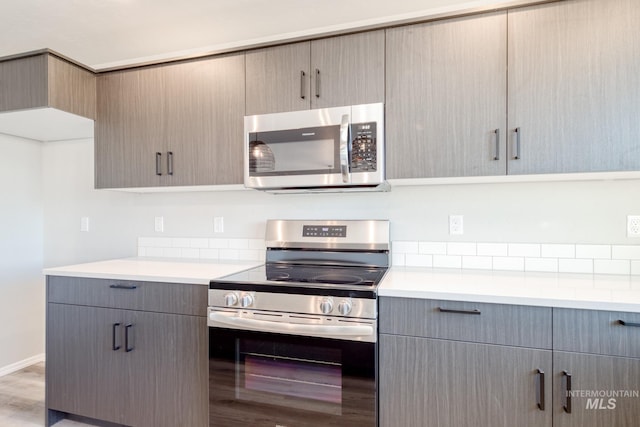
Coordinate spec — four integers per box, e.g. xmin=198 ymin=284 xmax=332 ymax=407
xmin=80 ymin=217 xmax=89 ymax=232
xmin=214 ymin=217 xmax=224 ymax=233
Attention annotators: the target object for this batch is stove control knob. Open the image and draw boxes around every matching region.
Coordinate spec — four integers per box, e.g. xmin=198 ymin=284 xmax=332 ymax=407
xmin=224 ymin=293 xmax=238 ymax=307
xmin=338 ymin=299 xmax=353 ymax=316
xmin=319 ymin=298 xmax=334 ymax=314
xmin=240 ymin=293 xmax=254 ymax=308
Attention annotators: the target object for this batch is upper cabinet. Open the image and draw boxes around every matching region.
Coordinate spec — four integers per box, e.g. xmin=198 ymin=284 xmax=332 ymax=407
xmin=507 ymin=0 xmax=640 ymax=174
xmin=245 ymin=30 xmax=385 ymax=115
xmin=0 ymin=52 xmax=95 ymax=141
xmin=95 ymin=53 xmax=245 ymax=189
xmin=385 ymin=12 xmax=507 ymax=179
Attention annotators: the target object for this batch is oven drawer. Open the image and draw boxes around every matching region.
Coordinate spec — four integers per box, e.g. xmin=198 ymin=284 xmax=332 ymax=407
xmin=379 ymin=297 xmax=552 ymax=349
xmin=553 ymin=307 xmax=640 ymax=358
xmin=47 ymin=276 xmax=207 ymax=316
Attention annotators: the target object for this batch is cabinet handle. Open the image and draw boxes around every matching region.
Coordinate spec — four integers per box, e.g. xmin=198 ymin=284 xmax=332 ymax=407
xmin=155 ymin=152 xmax=162 ymax=176
xmin=514 ymin=127 xmax=521 ymax=160
xmin=563 ymin=370 xmax=572 ymax=414
xmin=339 ymin=113 xmax=351 ymax=183
xmin=536 ymin=369 xmax=545 ymax=411
xmin=618 ymin=319 xmax=640 ymax=327
xmin=300 ymin=70 xmax=306 ymax=99
xmin=109 ymin=283 xmax=137 ymax=290
xmin=167 ymin=151 xmax=174 ymax=176
xmin=112 ymin=323 xmax=121 ymax=351
xmin=125 ymin=324 xmax=134 ymax=352
xmin=437 ymin=307 xmax=481 ymax=315
xmin=315 ymin=68 xmax=320 ymax=98
xmin=493 ymin=129 xmax=500 ymax=161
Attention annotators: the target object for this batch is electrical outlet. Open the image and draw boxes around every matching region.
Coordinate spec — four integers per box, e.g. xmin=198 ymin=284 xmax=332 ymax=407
xmin=214 ymin=217 xmax=224 ymax=233
xmin=154 ymin=216 xmax=164 ymax=233
xmin=80 ymin=217 xmax=89 ymax=232
xmin=628 ymin=215 xmax=640 ymax=237
xmin=449 ymin=215 xmax=464 ymax=235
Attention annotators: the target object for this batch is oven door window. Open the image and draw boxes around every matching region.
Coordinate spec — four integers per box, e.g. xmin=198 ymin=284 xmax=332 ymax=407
xmin=209 ymin=328 xmax=375 ymax=427
xmin=248 ymin=125 xmax=340 ymax=176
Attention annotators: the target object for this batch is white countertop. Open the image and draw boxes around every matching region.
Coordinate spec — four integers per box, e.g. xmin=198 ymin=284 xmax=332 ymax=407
xmin=44 ymin=258 xmax=640 ymax=312
xmin=379 ymin=267 xmax=640 ymax=313
xmin=43 ymin=257 xmax=262 ymax=285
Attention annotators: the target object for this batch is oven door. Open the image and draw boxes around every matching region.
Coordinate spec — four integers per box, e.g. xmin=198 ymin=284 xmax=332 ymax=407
xmin=209 ymin=326 xmax=376 ymax=427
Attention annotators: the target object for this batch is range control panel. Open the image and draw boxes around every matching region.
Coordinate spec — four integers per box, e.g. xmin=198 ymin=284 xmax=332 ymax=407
xmin=351 ymin=121 xmax=377 ymax=172
xmin=302 ymin=225 xmax=347 ymax=238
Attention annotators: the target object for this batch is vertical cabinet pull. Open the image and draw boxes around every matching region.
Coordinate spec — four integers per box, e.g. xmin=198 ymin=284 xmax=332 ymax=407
xmin=493 ymin=129 xmax=500 ymax=161
xmin=514 ymin=127 xmax=521 ymax=160
xmin=112 ymin=323 xmax=121 ymax=351
xmin=300 ymin=70 xmax=306 ymax=99
xmin=155 ymin=152 xmax=162 ymax=176
xmin=563 ymin=370 xmax=572 ymax=413
xmin=536 ymin=369 xmax=545 ymax=411
xmin=167 ymin=151 xmax=174 ymax=176
xmin=315 ymin=68 xmax=320 ymax=98
xmin=125 ymin=324 xmax=134 ymax=352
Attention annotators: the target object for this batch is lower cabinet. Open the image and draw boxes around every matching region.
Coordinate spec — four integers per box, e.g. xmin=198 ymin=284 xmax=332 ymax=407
xmin=379 ymin=335 xmax=552 ymax=427
xmin=46 ymin=277 xmax=208 ymax=427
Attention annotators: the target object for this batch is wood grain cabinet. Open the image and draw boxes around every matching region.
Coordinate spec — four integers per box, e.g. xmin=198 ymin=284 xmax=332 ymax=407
xmin=45 ymin=277 xmax=208 ymax=427
xmin=245 ymin=30 xmax=384 ymax=115
xmin=95 ymin=53 xmax=245 ymax=188
xmin=552 ymin=308 xmax=640 ymax=427
xmin=385 ymin=12 xmax=508 ymax=179
xmin=379 ymin=297 xmax=553 ymax=427
xmin=0 ymin=52 xmax=95 ymax=118
xmin=507 ymin=0 xmax=640 ymax=174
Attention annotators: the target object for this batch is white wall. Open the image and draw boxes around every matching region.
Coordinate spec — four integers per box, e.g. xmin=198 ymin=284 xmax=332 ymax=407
xmin=0 ymin=134 xmax=44 ymax=370
xmin=42 ymin=138 xmax=640 ymax=269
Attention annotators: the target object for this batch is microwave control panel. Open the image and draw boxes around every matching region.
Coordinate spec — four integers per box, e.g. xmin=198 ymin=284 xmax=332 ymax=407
xmin=351 ymin=122 xmax=377 ymax=172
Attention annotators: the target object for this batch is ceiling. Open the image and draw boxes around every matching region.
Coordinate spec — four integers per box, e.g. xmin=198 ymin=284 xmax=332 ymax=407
xmin=0 ymin=0 xmax=512 ymax=70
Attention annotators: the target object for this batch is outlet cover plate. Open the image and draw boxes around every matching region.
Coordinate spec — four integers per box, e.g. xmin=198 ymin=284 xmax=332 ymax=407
xmin=449 ymin=215 xmax=464 ymax=235
xmin=628 ymin=215 xmax=640 ymax=237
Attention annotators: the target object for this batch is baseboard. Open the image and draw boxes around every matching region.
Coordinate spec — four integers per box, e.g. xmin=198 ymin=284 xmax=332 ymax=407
xmin=0 ymin=353 xmax=45 ymax=377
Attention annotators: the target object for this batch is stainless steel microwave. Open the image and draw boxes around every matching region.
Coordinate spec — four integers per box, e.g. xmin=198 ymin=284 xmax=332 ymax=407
xmin=244 ymin=103 xmax=386 ymax=192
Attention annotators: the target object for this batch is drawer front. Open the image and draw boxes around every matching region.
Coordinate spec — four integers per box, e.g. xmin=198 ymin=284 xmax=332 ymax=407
xmin=379 ymin=297 xmax=552 ymax=349
xmin=47 ymin=276 xmax=207 ymax=316
xmin=553 ymin=308 xmax=640 ymax=358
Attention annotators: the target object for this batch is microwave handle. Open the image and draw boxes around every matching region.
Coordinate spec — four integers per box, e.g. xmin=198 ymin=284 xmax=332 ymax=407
xmin=340 ymin=114 xmax=351 ymax=183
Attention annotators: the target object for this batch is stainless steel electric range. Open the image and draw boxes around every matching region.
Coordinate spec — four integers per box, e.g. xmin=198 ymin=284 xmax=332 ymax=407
xmin=208 ymin=219 xmax=389 ymax=427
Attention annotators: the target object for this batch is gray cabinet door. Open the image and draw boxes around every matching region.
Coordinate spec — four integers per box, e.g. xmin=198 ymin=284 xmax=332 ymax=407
xmin=163 ymin=54 xmax=245 ymax=186
xmin=310 ymin=30 xmax=385 ymax=109
xmin=46 ymin=304 xmax=134 ymax=425
xmin=95 ymin=66 xmax=165 ymax=188
xmin=0 ymin=55 xmax=48 ymax=112
xmin=245 ymin=42 xmax=311 ymax=115
xmin=507 ymin=0 xmax=640 ymax=174
xmin=130 ymin=311 xmax=208 ymax=427
xmin=385 ymin=12 xmax=507 ymax=179
xmin=553 ymin=351 xmax=640 ymax=427
xmin=379 ymin=335 xmax=552 ymax=427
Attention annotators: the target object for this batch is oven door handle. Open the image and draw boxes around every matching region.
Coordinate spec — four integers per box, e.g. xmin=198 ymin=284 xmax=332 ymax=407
xmin=209 ymin=311 xmax=373 ymax=338
xmin=340 ymin=113 xmax=351 ymax=183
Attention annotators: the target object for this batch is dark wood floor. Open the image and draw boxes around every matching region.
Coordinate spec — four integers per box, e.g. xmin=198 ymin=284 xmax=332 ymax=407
xmin=0 ymin=363 xmax=92 ymax=426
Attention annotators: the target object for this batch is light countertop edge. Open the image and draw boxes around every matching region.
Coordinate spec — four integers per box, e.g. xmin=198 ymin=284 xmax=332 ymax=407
xmin=42 ymin=257 xmax=263 ymax=285
xmin=378 ymin=267 xmax=640 ymax=313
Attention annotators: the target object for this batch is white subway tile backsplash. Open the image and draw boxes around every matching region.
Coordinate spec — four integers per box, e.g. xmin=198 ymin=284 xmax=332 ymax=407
xmin=612 ymin=245 xmax=640 ymax=260
xmin=493 ymin=257 xmax=525 ymax=271
xmin=392 ymin=241 xmax=419 ymax=254
xmin=219 ymin=249 xmax=240 ymax=260
xmin=477 ymin=243 xmax=508 ymax=257
xmin=594 ymin=260 xmax=631 ymax=275
xmin=405 ymin=254 xmax=433 ymax=268
xmin=209 ymin=238 xmax=229 ymax=249
xmin=462 ymin=256 xmax=492 ymax=270
xmin=433 ymin=255 xmax=462 ymax=269
xmin=228 ymin=239 xmax=249 ymax=250
xmin=180 ymin=248 xmax=200 ymax=259
xmin=145 ymin=247 xmax=163 ymax=257
xmin=199 ymin=249 xmax=220 ymax=260
xmin=392 ymin=253 xmax=406 ymax=267
xmin=541 ymin=244 xmax=575 ymax=259
xmin=419 ymin=242 xmax=447 ymax=255
xmin=137 ymin=247 xmax=146 ymax=257
xmin=189 ymin=238 xmax=209 ymax=249
xmin=576 ymin=244 xmax=611 ymax=259
xmin=632 ymin=261 xmax=640 ymax=276
xmin=447 ymin=242 xmax=476 ymax=256
xmin=559 ymin=259 xmax=593 ymax=274
xmin=249 ymin=239 xmax=265 ymax=250
xmin=171 ymin=238 xmax=191 ymax=248
xmin=508 ymin=243 xmax=541 ymax=258
xmin=525 ymin=258 xmax=558 ymax=273
xmin=162 ymin=248 xmax=181 ymax=258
